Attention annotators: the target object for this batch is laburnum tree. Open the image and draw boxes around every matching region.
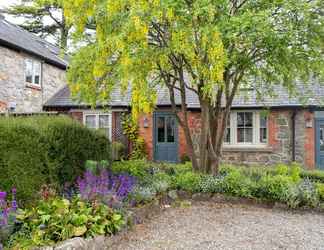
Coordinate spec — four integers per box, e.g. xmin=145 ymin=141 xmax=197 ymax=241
xmin=6 ymin=0 xmax=71 ymax=50
xmin=63 ymin=0 xmax=324 ymax=175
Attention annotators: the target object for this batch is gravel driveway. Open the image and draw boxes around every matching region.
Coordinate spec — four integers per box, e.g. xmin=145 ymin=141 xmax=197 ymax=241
xmin=111 ymin=202 xmax=324 ymax=250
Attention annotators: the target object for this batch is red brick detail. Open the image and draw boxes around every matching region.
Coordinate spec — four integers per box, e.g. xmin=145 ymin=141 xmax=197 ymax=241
xmin=178 ymin=111 xmax=201 ymax=160
xmin=304 ymin=111 xmax=315 ymax=169
xmin=268 ymin=111 xmax=280 ymax=150
xmin=0 ymin=101 xmax=7 ymax=111
xmin=138 ymin=113 xmax=153 ymax=160
xmin=70 ymin=111 xmax=83 ymax=123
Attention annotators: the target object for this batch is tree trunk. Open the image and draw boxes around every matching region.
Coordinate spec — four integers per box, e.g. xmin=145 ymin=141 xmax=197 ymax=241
xmin=60 ymin=12 xmax=69 ymax=51
xmin=199 ymin=100 xmax=210 ymax=173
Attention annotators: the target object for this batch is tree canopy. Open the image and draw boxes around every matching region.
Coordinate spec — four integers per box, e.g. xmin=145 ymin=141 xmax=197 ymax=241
xmin=63 ymin=0 xmax=324 ymax=173
xmin=6 ymin=0 xmax=70 ymax=50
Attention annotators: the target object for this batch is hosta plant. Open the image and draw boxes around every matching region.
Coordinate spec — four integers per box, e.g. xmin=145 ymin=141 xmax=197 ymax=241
xmin=7 ymin=197 xmax=124 ymax=249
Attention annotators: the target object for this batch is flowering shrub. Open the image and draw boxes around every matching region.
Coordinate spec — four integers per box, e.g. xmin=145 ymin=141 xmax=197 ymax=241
xmin=76 ymin=169 xmax=136 ymax=207
xmin=0 ymin=188 xmax=17 ymax=227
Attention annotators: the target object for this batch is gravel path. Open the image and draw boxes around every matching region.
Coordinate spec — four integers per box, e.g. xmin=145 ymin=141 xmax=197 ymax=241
xmin=111 ymin=202 xmax=324 ymax=250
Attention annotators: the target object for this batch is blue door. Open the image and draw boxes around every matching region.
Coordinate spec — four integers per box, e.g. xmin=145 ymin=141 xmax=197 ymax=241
xmin=315 ymin=119 xmax=324 ymax=169
xmin=153 ymin=113 xmax=178 ymax=163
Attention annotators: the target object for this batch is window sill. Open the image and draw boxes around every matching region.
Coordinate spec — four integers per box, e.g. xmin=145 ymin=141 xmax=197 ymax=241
xmin=25 ymin=83 xmax=42 ymax=91
xmin=223 ymin=145 xmax=273 ymax=153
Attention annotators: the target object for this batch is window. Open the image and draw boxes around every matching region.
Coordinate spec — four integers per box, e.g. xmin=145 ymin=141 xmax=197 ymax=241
xmin=237 ymin=112 xmax=253 ymax=143
xmin=157 ymin=116 xmax=176 ymax=143
xmin=25 ymin=59 xmax=41 ymax=86
xmin=83 ymin=112 xmax=112 ymax=139
xmin=260 ymin=115 xmax=268 ymax=143
xmin=223 ymin=111 xmax=268 ymax=146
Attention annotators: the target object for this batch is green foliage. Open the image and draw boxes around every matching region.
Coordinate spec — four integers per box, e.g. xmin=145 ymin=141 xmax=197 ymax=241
xmin=151 ymin=172 xmax=172 ymax=193
xmin=0 ymin=118 xmax=54 ymax=203
xmin=64 ymin=0 xmax=323 ymax=125
xmin=256 ymin=175 xmax=294 ymax=202
xmin=0 ymin=116 xmax=111 ymax=202
xmin=130 ymin=137 xmax=146 ymax=160
xmin=85 ymin=160 xmax=109 ymax=173
xmin=111 ymin=160 xmax=150 ymax=181
xmin=198 ymin=175 xmax=224 ymax=193
xmin=130 ymin=186 xmax=157 ymax=205
xmin=121 ymin=114 xmax=146 ymax=160
xmin=301 ymin=170 xmax=324 ymax=183
xmin=316 ymin=183 xmax=324 ymax=201
xmin=112 ymin=142 xmax=126 ymax=161
xmin=173 ymin=172 xmax=202 ymax=193
xmin=180 ymin=155 xmax=191 ymax=163
xmin=222 ymin=169 xmax=256 ymax=198
xmin=7 ymin=197 xmax=124 ymax=249
xmin=286 ymin=179 xmax=319 ymax=208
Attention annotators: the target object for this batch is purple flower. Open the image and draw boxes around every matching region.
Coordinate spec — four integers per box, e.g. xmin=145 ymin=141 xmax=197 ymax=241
xmin=0 ymin=192 xmax=6 ymax=200
xmin=76 ymin=169 xmax=136 ymax=207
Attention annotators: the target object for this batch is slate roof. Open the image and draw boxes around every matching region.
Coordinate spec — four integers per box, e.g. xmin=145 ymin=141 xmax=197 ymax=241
xmin=44 ymin=81 xmax=324 ymax=109
xmin=0 ymin=15 xmax=68 ymax=69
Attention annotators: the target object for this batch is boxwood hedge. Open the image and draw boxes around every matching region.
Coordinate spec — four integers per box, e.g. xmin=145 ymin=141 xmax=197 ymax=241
xmin=0 ymin=116 xmax=111 ymax=202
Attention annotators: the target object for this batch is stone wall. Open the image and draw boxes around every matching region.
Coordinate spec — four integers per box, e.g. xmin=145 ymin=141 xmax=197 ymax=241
xmin=0 ymin=46 xmax=66 ymax=112
xmin=138 ymin=109 xmax=316 ymax=169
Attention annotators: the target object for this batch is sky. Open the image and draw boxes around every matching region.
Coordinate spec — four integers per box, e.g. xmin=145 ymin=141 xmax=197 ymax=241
xmin=0 ymin=0 xmax=22 ymax=23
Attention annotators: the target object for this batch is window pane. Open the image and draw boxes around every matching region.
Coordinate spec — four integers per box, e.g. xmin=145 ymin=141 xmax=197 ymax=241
xmin=260 ymin=116 xmax=267 ymax=128
xmin=245 ymin=113 xmax=253 ymax=127
xmin=85 ymin=115 xmax=96 ymax=128
xmin=237 ymin=113 xmax=244 ymax=127
xmin=25 ymin=59 xmax=33 ymax=83
xmin=157 ymin=117 xmax=165 ymax=142
xmin=320 ymin=126 xmax=324 ymax=151
xmin=245 ymin=128 xmax=253 ymax=142
xmin=259 ymin=116 xmax=267 ymax=143
xmin=99 ymin=115 xmax=110 ymax=128
xmin=224 ymin=128 xmax=231 ymax=143
xmin=224 ymin=117 xmax=231 ymax=143
xmin=260 ymin=128 xmax=267 ymax=143
xmin=33 ymin=62 xmax=41 ymax=85
xmin=237 ymin=128 xmax=244 ymax=143
xmin=166 ymin=117 xmax=175 ymax=142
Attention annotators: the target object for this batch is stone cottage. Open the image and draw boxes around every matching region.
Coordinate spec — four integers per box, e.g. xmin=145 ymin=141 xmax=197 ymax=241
xmin=0 ymin=15 xmax=67 ymax=113
xmin=44 ymin=81 xmax=324 ymax=170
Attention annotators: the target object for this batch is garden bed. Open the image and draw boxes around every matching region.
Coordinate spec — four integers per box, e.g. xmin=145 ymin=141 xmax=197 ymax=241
xmin=2 ymin=160 xmax=324 ymax=249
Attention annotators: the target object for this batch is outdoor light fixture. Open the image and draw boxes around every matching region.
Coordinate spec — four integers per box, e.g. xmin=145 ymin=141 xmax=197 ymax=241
xmin=305 ymin=118 xmax=313 ymax=128
xmin=143 ymin=117 xmax=149 ymax=128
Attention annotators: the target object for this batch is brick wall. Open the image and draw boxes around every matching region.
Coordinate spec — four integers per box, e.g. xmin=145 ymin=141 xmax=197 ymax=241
xmin=138 ymin=109 xmax=316 ymax=169
xmin=0 ymin=100 xmax=7 ymax=111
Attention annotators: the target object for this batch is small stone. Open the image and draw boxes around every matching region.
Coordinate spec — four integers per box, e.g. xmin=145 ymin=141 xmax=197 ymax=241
xmin=191 ymin=193 xmax=212 ymax=201
xmin=176 ymin=190 xmax=192 ymax=200
xmin=167 ymin=190 xmax=178 ymax=200
xmin=54 ymin=237 xmax=88 ymax=250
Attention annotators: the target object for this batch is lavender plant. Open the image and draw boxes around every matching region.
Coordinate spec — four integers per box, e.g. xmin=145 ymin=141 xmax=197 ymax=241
xmin=0 ymin=188 xmax=17 ymax=227
xmin=76 ymin=169 xmax=136 ymax=207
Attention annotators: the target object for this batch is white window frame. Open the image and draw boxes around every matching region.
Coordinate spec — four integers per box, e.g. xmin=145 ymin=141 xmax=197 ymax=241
xmin=24 ymin=58 xmax=42 ymax=87
xmin=224 ymin=110 xmax=268 ymax=148
xmin=83 ymin=111 xmax=112 ymax=140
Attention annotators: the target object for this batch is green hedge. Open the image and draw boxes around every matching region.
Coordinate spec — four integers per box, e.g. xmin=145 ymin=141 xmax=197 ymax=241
xmin=0 ymin=116 xmax=111 ymax=202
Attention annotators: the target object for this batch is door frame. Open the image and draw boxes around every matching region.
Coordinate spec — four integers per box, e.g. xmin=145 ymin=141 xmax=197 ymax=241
xmin=153 ymin=111 xmax=179 ymax=163
xmin=315 ymin=118 xmax=324 ymax=169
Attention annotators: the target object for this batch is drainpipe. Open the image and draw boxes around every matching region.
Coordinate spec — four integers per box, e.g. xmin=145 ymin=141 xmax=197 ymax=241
xmin=291 ymin=110 xmax=297 ymax=162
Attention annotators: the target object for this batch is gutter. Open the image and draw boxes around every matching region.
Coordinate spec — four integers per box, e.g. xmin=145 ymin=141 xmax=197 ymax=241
xmin=291 ymin=110 xmax=297 ymax=162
